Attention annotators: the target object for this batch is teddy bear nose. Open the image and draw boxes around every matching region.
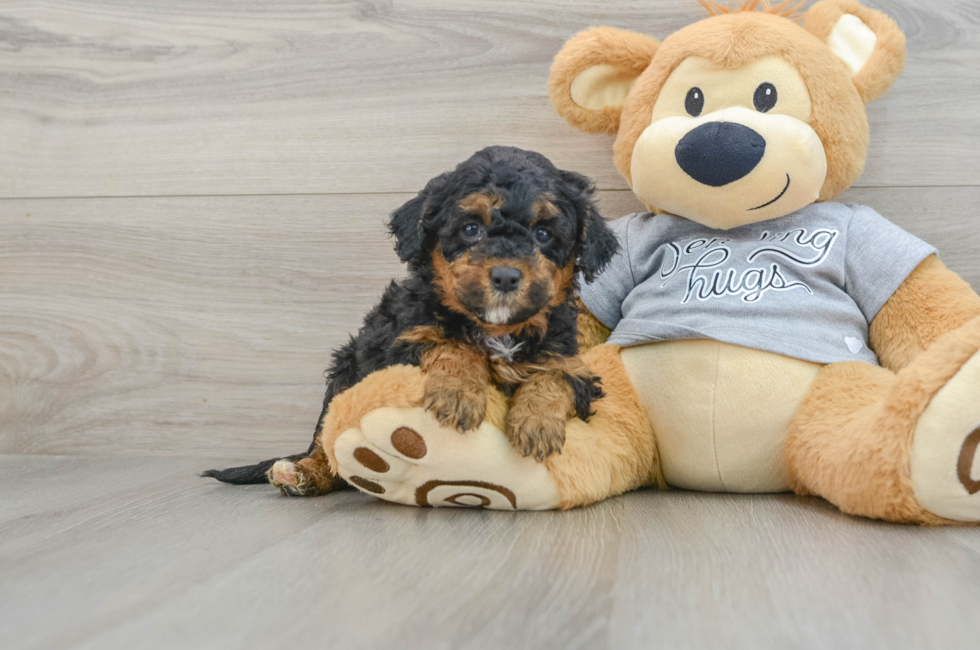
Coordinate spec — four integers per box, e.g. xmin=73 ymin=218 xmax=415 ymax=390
xmin=675 ymin=121 xmax=766 ymax=187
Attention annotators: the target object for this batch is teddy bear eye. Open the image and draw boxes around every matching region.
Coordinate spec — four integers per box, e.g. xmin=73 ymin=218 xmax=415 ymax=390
xmin=753 ymin=82 xmax=777 ymax=113
xmin=685 ymin=87 xmax=704 ymax=117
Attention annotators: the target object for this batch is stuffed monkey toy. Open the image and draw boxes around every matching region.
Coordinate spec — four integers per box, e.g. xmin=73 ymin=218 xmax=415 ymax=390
xmin=299 ymin=0 xmax=980 ymax=524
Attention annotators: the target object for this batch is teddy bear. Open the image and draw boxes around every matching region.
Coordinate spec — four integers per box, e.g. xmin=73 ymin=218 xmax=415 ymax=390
xmin=283 ymin=0 xmax=980 ymax=525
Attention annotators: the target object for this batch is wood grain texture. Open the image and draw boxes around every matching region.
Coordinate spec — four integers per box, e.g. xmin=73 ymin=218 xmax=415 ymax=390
xmin=2 ymin=3 xmax=979 ymax=646
xmin=2 ymin=188 xmax=978 ymax=457
xmin=0 ymin=190 xmax=641 ymax=456
xmin=0 ymin=455 xmax=977 ymax=650
xmin=1 ymin=0 xmax=978 ymax=198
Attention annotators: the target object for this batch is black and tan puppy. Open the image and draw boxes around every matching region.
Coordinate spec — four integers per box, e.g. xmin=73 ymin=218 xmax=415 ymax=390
xmin=203 ymin=146 xmax=618 ymax=495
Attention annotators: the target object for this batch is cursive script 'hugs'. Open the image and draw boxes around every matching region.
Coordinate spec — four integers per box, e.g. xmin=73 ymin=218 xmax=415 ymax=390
xmin=659 ymin=229 xmax=839 ymax=304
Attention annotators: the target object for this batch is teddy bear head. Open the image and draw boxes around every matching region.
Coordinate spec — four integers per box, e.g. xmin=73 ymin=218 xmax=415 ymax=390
xmin=549 ymin=0 xmax=906 ymax=230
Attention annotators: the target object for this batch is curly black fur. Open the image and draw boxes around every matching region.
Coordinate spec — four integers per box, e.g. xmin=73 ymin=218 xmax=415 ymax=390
xmin=202 ymin=146 xmax=618 ymax=484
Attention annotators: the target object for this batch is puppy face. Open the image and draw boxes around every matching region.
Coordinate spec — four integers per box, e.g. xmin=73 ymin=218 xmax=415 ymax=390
xmin=389 ymin=147 xmax=618 ymax=334
xmin=432 ymin=190 xmax=574 ymax=329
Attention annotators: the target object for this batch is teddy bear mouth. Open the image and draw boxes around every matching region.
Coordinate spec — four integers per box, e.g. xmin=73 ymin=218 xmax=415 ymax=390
xmin=748 ymin=173 xmax=791 ymax=211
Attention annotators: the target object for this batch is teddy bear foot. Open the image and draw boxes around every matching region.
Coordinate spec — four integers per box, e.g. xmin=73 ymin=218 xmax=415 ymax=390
xmin=910 ymin=350 xmax=980 ymax=522
xmin=333 ymin=406 xmax=560 ymax=510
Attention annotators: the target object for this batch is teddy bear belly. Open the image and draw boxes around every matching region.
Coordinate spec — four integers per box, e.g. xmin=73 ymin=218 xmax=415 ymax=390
xmin=620 ymin=339 xmax=823 ymax=493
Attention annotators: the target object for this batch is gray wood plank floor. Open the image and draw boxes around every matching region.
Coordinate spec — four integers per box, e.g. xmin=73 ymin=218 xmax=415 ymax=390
xmin=1 ymin=456 xmax=978 ymax=650
xmin=2 ymin=1 xmax=979 ymax=647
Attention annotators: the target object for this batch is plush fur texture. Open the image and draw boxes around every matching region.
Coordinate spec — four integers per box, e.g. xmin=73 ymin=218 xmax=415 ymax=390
xmin=548 ymin=27 xmax=661 ymax=136
xmin=203 ymin=146 xmax=619 ymax=492
xmin=802 ymin=0 xmax=906 ymax=103
xmin=870 ymin=255 xmax=980 ymax=371
xmin=696 ymin=0 xmax=808 ymax=20
xmin=575 ymin=297 xmax=612 ymax=350
xmin=538 ymin=1 xmax=979 ymax=524
xmin=549 ymin=1 xmax=907 ymax=214
xmin=546 ymin=344 xmax=666 ymax=509
xmin=787 ymin=317 xmax=980 ymax=525
xmin=615 ymin=11 xmax=869 ymax=205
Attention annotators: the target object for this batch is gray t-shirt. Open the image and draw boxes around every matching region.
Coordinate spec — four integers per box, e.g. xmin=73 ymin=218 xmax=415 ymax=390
xmin=580 ymin=202 xmax=936 ymax=365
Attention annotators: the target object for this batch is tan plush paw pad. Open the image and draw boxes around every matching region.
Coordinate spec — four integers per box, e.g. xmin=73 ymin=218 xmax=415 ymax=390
xmin=911 ymin=351 xmax=980 ymax=522
xmin=333 ymin=407 xmax=560 ymax=510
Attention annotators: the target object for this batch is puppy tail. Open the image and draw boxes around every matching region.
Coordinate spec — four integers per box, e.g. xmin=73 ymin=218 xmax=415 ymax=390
xmin=200 ymin=452 xmax=307 ymax=485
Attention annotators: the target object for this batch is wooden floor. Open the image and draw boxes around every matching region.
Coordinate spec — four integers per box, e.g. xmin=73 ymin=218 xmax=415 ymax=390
xmin=2 ymin=455 xmax=978 ymax=650
xmin=2 ymin=1 xmax=980 ymax=647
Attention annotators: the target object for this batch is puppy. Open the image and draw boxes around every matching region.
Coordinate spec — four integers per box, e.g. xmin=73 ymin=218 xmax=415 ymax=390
xmin=203 ymin=146 xmax=618 ymax=495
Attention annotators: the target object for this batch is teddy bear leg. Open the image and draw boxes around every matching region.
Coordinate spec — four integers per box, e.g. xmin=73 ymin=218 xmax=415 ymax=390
xmin=786 ymin=317 xmax=980 ymax=525
xmin=543 ymin=344 xmax=663 ymax=508
xmin=328 ymin=345 xmax=661 ymax=509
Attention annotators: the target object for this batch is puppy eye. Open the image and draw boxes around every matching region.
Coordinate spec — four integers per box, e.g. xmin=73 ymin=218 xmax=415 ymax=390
xmin=753 ymin=82 xmax=777 ymax=113
xmin=534 ymin=227 xmax=552 ymax=244
xmin=685 ymin=87 xmax=704 ymax=117
xmin=461 ymin=222 xmax=481 ymax=240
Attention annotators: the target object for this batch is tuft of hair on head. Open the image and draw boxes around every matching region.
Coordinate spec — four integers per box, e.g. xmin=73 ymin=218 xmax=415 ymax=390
xmin=695 ymin=0 xmax=808 ymax=21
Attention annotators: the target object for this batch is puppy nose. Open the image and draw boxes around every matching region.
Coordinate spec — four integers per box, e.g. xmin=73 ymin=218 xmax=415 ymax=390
xmin=675 ymin=121 xmax=766 ymax=187
xmin=490 ymin=266 xmax=523 ymax=293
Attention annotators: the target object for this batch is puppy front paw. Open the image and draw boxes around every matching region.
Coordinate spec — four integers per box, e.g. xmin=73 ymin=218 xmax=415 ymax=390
xmin=506 ymin=412 xmax=566 ymax=462
xmin=423 ymin=384 xmax=487 ymax=433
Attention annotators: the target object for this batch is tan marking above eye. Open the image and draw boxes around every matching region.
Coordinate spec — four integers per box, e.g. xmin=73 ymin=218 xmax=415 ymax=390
xmin=652 ymin=55 xmax=812 ymax=124
xmin=459 ymin=192 xmax=503 ymax=225
xmin=532 ymin=194 xmax=560 ymax=224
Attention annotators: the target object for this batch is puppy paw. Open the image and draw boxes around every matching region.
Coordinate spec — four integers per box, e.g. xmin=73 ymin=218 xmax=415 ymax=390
xmin=268 ymin=458 xmax=334 ymax=497
xmin=423 ymin=385 xmax=486 ymax=433
xmin=268 ymin=459 xmax=309 ymax=496
xmin=506 ymin=412 xmax=566 ymax=462
xmin=332 ymin=407 xmax=560 ymax=510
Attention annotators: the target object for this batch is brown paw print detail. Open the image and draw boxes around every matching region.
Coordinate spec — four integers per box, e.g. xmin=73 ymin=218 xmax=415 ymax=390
xmin=415 ymin=480 xmax=517 ymax=509
xmin=958 ymin=427 xmax=980 ymax=495
xmin=346 ymin=426 xmax=516 ymax=508
xmin=391 ymin=427 xmax=426 ymax=458
xmin=347 ymin=427 xmax=429 ymax=495
xmin=348 ymin=476 xmax=385 ymax=494
xmin=353 ymin=447 xmax=390 ymax=472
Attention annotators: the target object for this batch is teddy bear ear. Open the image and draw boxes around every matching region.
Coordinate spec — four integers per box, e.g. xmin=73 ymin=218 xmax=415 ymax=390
xmin=802 ymin=0 xmax=906 ymax=104
xmin=549 ymin=27 xmax=660 ymax=136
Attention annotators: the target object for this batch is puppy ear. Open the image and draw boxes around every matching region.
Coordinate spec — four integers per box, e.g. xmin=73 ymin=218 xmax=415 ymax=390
xmin=803 ymin=0 xmax=906 ymax=104
xmin=387 ymin=173 xmax=452 ymax=263
xmin=560 ymin=170 xmax=619 ymax=283
xmin=387 ymin=193 xmax=429 ymax=263
xmin=549 ymin=27 xmax=660 ymax=136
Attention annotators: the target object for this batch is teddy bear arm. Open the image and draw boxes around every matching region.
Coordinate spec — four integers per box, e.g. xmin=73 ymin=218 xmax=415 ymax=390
xmin=869 ymin=255 xmax=980 ymax=371
xmin=576 ymin=298 xmax=612 ymax=351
